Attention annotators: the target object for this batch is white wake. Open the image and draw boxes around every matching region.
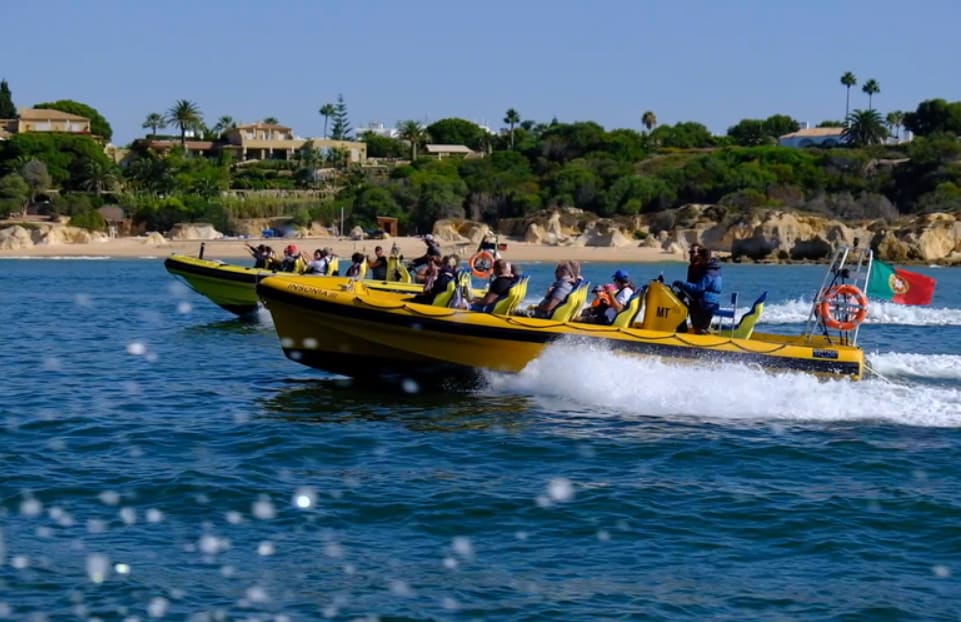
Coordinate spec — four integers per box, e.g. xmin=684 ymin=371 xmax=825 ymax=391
xmin=484 ymin=341 xmax=961 ymax=427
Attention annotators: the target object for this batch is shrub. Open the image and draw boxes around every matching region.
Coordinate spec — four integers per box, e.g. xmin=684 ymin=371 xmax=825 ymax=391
xmin=69 ymin=208 xmax=106 ymax=232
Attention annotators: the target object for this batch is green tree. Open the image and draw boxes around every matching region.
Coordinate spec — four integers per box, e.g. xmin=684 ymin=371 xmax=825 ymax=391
xmin=0 ymin=79 xmax=16 ymax=119
xmin=885 ymin=111 xmax=905 ymax=140
xmin=212 ymin=115 xmax=236 ymax=137
xmin=650 ymin=121 xmax=714 ymax=149
xmin=727 ymin=119 xmax=769 ymax=146
xmin=361 ymin=132 xmax=407 ymax=158
xmin=319 ymin=103 xmax=336 ymax=139
xmin=818 ymin=120 xmax=845 ymax=127
xmin=843 ymin=109 xmax=888 ymax=146
xmin=34 ymin=99 xmax=113 ymax=141
xmin=142 ymin=112 xmax=166 ymax=136
xmin=352 ymin=185 xmax=402 ymax=226
xmin=166 ymin=99 xmax=203 ymax=147
xmin=641 ymin=110 xmax=657 ymax=132
xmin=329 ymin=94 xmax=351 ymax=140
xmin=840 ymin=71 xmax=857 ymax=122
xmin=0 ymin=173 xmax=29 ymax=217
xmin=408 ymin=170 xmax=468 ymax=231
xmin=504 ymin=108 xmax=521 ymax=149
xmin=0 ymin=133 xmax=113 ymax=190
xmin=762 ymin=114 xmax=800 ymax=139
xmin=397 ymin=120 xmax=427 ymax=161
xmin=862 ymin=79 xmax=880 ymax=110
xmin=78 ymin=159 xmax=119 ymax=195
xmin=263 ymin=116 xmax=279 ymax=125
xmin=21 ymin=159 xmax=51 ymax=202
xmin=903 ymin=99 xmax=961 ymax=137
xmin=425 ymin=118 xmax=487 ymax=150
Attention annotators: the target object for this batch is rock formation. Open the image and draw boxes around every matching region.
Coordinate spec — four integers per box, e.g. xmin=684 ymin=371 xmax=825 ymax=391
xmin=167 ymin=223 xmax=224 ymax=240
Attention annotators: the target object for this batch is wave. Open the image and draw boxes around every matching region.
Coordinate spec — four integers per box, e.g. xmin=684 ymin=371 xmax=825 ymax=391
xmin=484 ymin=341 xmax=961 ymax=428
xmin=867 ymin=352 xmax=961 ymax=381
xmin=762 ymin=297 xmax=961 ymax=326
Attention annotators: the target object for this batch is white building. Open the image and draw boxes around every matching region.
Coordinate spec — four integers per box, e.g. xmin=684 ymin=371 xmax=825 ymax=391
xmin=355 ymin=122 xmax=399 ymax=138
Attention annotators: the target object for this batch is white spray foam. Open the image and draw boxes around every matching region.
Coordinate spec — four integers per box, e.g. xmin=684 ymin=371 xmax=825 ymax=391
xmin=868 ymin=352 xmax=961 ymax=381
xmin=762 ymin=297 xmax=961 ymax=326
xmin=485 ymin=341 xmax=961 ymax=427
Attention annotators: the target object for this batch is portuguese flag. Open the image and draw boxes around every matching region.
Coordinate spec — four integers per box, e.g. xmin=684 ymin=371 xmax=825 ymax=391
xmin=867 ymin=259 xmax=936 ymax=305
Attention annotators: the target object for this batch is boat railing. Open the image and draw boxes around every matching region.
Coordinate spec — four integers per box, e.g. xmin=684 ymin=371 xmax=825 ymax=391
xmin=802 ymin=244 xmax=873 ymax=346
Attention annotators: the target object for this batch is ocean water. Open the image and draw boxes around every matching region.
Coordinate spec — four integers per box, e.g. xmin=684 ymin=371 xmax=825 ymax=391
xmin=1 ymin=256 xmax=960 ymax=621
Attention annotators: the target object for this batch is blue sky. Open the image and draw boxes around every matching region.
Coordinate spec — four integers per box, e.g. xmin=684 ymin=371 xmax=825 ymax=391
xmin=4 ymin=0 xmax=961 ymax=145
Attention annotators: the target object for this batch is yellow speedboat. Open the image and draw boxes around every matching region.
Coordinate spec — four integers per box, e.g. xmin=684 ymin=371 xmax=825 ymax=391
xmin=165 ymin=252 xmax=421 ymax=316
xmin=257 ymin=249 xmax=869 ymax=384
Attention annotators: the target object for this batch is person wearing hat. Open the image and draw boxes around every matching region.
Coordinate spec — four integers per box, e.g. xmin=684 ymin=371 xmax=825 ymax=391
xmin=604 ymin=269 xmax=636 ymax=323
xmin=278 ymin=244 xmax=308 ymax=273
xmin=578 ymin=282 xmax=618 ymax=323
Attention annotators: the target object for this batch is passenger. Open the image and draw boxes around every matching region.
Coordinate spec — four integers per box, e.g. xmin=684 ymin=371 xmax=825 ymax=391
xmin=604 ymin=269 xmax=636 ymax=323
xmin=470 ymin=259 xmax=514 ymax=312
xmin=367 ymin=245 xmax=388 ymax=280
xmin=578 ymin=283 xmax=617 ymax=323
xmin=673 ymin=248 xmax=722 ymax=334
xmin=345 ymin=252 xmax=365 ymax=278
xmin=304 ymin=248 xmax=330 ymax=275
xmin=412 ymin=255 xmax=458 ymax=304
xmin=247 ymin=243 xmax=271 ymax=268
xmin=262 ymin=246 xmax=279 ymax=270
xmin=278 ymin=244 xmax=307 ymax=273
xmin=531 ymin=262 xmax=577 ymax=319
xmin=686 ymin=243 xmax=707 ymax=283
xmin=410 ymin=234 xmax=442 ymax=281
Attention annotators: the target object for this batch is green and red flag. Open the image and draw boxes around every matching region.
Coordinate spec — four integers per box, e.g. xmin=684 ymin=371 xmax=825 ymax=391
xmin=867 ymin=259 xmax=936 ymax=305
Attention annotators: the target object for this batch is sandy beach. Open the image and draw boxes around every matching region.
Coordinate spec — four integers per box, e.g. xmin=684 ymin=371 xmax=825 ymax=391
xmin=0 ymin=235 xmax=685 ymax=264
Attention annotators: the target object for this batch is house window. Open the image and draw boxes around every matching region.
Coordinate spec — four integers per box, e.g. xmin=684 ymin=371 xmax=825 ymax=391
xmin=36 ymin=122 xmax=51 ymax=131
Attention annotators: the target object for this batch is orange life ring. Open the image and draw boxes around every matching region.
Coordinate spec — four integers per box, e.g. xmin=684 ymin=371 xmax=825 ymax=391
xmin=469 ymin=250 xmax=495 ymax=279
xmin=817 ymin=284 xmax=868 ymax=331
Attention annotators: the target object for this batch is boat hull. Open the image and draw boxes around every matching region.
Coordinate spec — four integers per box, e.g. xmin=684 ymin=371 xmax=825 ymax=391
xmin=164 ymin=254 xmax=433 ymax=317
xmin=258 ymin=276 xmax=864 ymax=382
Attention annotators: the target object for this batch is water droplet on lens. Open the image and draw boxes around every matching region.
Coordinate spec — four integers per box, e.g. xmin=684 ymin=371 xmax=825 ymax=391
xmin=547 ymin=477 xmax=574 ymax=502
xmin=252 ymin=495 xmax=276 ymax=520
xmin=86 ymin=553 xmax=110 ymax=583
xmin=293 ymin=487 xmax=316 ymax=509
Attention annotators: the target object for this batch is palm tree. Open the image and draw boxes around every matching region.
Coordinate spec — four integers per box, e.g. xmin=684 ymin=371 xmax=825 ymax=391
xmin=79 ymin=160 xmax=119 ymax=195
xmin=212 ymin=115 xmax=236 ymax=137
xmin=263 ymin=116 xmax=279 ymax=125
xmin=166 ymin=99 xmax=203 ymax=147
xmin=840 ymin=71 xmax=857 ymax=123
xmin=142 ymin=112 xmax=166 ymax=137
xmin=396 ymin=120 xmax=427 ymax=161
xmin=843 ymin=109 xmax=888 ymax=146
xmin=319 ymin=103 xmax=336 ymax=139
xmin=862 ymin=79 xmax=880 ymax=110
xmin=503 ymin=108 xmax=521 ymax=149
xmin=886 ymin=110 xmax=905 ymax=141
xmin=641 ymin=110 xmax=657 ymax=132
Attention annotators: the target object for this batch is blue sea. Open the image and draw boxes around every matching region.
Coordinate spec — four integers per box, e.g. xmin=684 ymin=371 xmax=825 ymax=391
xmin=2 ymin=255 xmax=960 ymax=621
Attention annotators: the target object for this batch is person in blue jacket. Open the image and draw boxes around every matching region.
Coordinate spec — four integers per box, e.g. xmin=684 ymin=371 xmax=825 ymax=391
xmin=673 ymin=247 xmax=722 ymax=334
